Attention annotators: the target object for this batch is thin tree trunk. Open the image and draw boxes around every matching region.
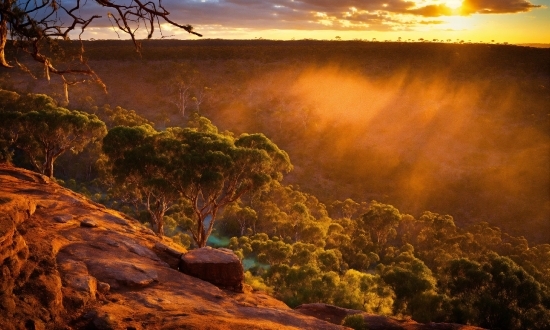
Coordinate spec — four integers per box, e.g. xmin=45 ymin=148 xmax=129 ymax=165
xmin=0 ymin=4 xmax=13 ymax=68
xmin=157 ymin=216 xmax=164 ymax=236
xmin=196 ymin=216 xmax=206 ymax=247
xmin=44 ymin=156 xmax=54 ymax=178
xmin=240 ymin=221 xmax=245 ymax=236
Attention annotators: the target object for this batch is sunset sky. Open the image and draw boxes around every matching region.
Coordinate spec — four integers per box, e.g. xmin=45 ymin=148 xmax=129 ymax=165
xmin=79 ymin=0 xmax=550 ymax=44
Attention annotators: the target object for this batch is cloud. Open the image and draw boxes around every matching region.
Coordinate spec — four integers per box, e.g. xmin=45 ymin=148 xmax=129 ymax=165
xmin=404 ymin=4 xmax=455 ymax=17
xmin=460 ymin=0 xmax=542 ymax=15
xmin=56 ymin=0 xmax=544 ymax=36
xmin=163 ymin=0 xmax=543 ymax=30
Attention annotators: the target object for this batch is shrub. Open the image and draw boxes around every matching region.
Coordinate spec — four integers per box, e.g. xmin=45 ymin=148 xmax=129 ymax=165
xmin=342 ymin=314 xmax=367 ymax=330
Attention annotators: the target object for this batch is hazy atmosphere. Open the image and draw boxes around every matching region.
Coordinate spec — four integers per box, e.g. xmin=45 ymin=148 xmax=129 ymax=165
xmin=1 ymin=1 xmax=549 ymax=329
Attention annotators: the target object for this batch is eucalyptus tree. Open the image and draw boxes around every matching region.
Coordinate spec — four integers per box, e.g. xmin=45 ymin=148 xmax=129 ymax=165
xmin=0 ymin=93 xmax=107 ymax=177
xmin=168 ymin=123 xmax=293 ymax=247
xmin=361 ymin=201 xmax=402 ymax=250
xmin=103 ymin=116 xmax=292 ymax=244
xmin=102 ymin=124 xmax=179 ymax=235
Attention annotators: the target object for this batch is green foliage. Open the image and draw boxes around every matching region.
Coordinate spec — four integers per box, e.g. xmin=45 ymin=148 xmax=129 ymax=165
xmin=95 ymin=104 xmax=153 ymax=129
xmin=102 ymin=117 xmax=292 ymax=245
xmin=380 ymin=248 xmax=437 ymax=316
xmin=244 ymin=271 xmax=272 ymax=294
xmin=360 ymin=202 xmax=401 ymax=250
xmin=342 ymin=314 xmax=367 ymax=330
xmin=441 ymin=254 xmax=550 ymax=329
xmin=0 ymin=91 xmax=107 ymax=177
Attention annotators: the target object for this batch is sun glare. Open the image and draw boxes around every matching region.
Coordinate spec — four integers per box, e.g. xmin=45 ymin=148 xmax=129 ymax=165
xmin=443 ymin=15 xmax=471 ymax=31
xmin=441 ymin=0 xmax=462 ymax=10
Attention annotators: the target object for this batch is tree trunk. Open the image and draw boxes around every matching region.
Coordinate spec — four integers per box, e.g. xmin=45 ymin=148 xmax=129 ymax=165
xmin=0 ymin=4 xmax=13 ymax=68
xmin=240 ymin=223 xmax=245 ymax=236
xmin=157 ymin=218 xmax=164 ymax=236
xmin=44 ymin=156 xmax=54 ymax=178
xmin=196 ymin=216 xmax=206 ymax=247
xmin=151 ymin=209 xmax=165 ymax=236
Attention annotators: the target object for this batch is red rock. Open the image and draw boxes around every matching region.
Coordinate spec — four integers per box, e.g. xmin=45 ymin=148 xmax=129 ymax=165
xmin=180 ymin=247 xmax=244 ymax=292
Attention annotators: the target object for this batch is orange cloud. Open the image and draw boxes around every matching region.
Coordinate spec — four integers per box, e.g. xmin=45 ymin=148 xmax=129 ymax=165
xmin=406 ymin=4 xmax=455 ymax=17
xmin=460 ymin=0 xmax=542 ymax=15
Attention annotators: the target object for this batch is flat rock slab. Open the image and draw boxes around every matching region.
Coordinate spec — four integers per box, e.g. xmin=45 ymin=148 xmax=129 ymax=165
xmin=180 ymin=247 xmax=244 ymax=292
xmin=87 ymin=260 xmax=158 ymax=289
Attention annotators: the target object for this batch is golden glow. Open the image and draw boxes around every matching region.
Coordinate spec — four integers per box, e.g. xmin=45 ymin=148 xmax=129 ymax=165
xmin=440 ymin=0 xmax=463 ymax=10
xmin=227 ymin=66 xmax=548 ymax=223
xmin=442 ymin=15 xmax=471 ymax=31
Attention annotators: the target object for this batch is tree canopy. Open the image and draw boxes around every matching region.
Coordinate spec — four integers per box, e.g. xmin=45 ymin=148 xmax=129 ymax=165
xmin=103 ymin=115 xmax=292 ymax=244
xmin=0 ymin=91 xmax=106 ymax=177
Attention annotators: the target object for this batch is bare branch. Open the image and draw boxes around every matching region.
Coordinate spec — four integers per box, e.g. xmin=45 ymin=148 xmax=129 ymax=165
xmin=0 ymin=0 xmax=201 ymax=100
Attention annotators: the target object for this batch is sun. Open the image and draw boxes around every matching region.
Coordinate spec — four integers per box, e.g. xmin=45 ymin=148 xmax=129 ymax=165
xmin=440 ymin=0 xmax=463 ymax=10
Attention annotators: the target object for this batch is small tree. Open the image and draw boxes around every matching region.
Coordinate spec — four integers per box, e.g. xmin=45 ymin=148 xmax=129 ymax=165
xmin=0 ymin=92 xmax=107 ymax=177
xmin=360 ymin=201 xmax=401 ymax=249
xmin=102 ymin=124 xmax=180 ymax=235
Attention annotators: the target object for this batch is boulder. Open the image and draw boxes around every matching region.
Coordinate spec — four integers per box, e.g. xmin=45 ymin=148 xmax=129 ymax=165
xmin=80 ymin=218 xmax=98 ymax=228
xmin=53 ymin=215 xmax=72 ymax=223
xmin=179 ymin=247 xmax=244 ymax=292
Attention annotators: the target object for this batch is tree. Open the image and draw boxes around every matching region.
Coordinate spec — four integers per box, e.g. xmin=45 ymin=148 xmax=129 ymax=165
xmin=102 ymin=124 xmax=180 ymax=235
xmin=360 ymin=201 xmax=401 ymax=250
xmin=221 ymin=202 xmax=258 ymax=236
xmin=0 ymin=0 xmax=201 ymax=98
xmin=103 ymin=116 xmax=292 ymax=244
xmin=169 ymin=120 xmax=292 ymax=247
xmin=380 ymin=247 xmax=439 ymax=317
xmin=0 ymin=92 xmax=107 ymax=177
xmin=171 ymin=80 xmax=193 ymax=118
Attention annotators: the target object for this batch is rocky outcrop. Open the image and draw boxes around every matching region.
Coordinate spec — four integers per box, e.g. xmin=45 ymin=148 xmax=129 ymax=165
xmin=0 ymin=183 xmax=64 ymax=330
xmin=180 ymin=247 xmax=244 ymax=292
xmin=0 ymin=165 xmax=345 ymax=330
